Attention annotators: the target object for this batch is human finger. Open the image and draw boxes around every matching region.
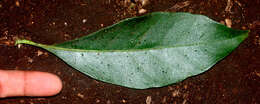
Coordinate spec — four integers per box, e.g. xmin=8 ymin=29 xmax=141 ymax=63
xmin=0 ymin=70 xmax=62 ymax=98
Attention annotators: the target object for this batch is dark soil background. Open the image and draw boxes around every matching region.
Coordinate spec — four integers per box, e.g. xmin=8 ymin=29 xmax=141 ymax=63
xmin=0 ymin=0 xmax=259 ymax=104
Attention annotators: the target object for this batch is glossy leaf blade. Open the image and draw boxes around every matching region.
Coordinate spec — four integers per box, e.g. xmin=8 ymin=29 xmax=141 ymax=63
xmin=16 ymin=12 xmax=249 ymax=89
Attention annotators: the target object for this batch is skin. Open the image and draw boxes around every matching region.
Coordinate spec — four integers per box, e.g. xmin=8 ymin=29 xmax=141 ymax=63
xmin=0 ymin=70 xmax=62 ymax=98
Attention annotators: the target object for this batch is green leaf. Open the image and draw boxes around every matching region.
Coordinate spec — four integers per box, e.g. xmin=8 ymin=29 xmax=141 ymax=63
xmin=16 ymin=12 xmax=248 ymax=89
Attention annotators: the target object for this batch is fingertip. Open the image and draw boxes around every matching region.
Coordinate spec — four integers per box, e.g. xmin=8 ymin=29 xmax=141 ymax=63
xmin=50 ymin=73 xmax=63 ymax=96
xmin=24 ymin=71 xmax=63 ymax=96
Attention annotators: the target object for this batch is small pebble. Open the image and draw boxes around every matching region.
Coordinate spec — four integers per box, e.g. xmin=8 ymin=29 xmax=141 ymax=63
xmin=225 ymin=18 xmax=232 ymax=28
xmin=77 ymin=93 xmax=84 ymax=98
xmin=138 ymin=8 xmax=147 ymax=14
xmin=15 ymin=1 xmax=20 ymax=7
xmin=52 ymin=22 xmax=56 ymax=25
xmin=64 ymin=22 xmax=68 ymax=26
xmin=18 ymin=44 xmax=22 ymax=48
xmin=146 ymin=96 xmax=152 ymax=104
xmin=37 ymin=50 xmax=43 ymax=56
xmin=82 ymin=19 xmax=87 ymax=23
xmin=122 ymin=99 xmax=126 ymax=103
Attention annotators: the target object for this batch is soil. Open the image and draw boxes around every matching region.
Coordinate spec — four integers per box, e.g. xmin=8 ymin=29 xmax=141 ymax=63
xmin=0 ymin=0 xmax=259 ymax=104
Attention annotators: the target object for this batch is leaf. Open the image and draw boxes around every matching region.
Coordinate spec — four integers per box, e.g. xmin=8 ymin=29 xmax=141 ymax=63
xmin=16 ymin=12 xmax=249 ymax=89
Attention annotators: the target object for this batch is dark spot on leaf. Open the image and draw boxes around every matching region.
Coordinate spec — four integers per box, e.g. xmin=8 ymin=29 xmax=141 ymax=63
xmin=137 ymin=67 xmax=140 ymax=70
xmin=162 ymin=71 xmax=167 ymax=73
